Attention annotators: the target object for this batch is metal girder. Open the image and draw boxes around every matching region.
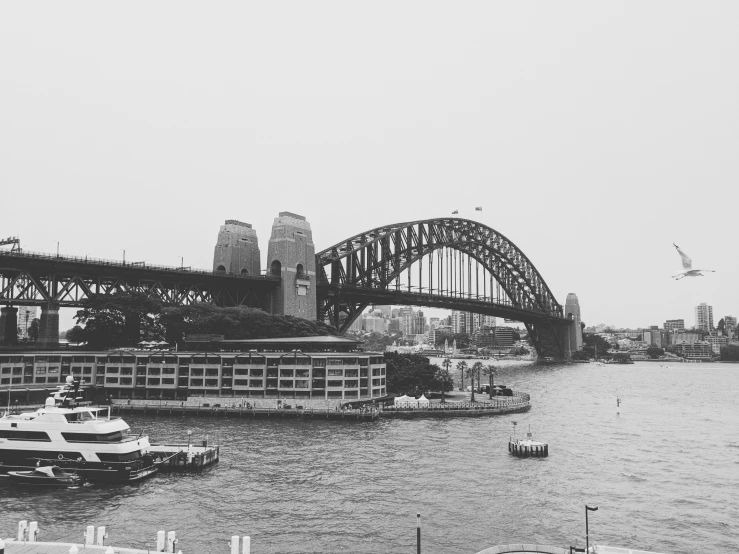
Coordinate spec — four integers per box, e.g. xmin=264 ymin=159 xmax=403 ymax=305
xmin=316 ymin=218 xmax=564 ymax=331
xmin=0 ymin=251 xmax=279 ymax=308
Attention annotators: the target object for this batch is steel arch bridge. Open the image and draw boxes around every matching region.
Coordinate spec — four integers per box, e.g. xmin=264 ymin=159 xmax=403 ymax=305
xmin=316 ymin=218 xmax=575 ymax=358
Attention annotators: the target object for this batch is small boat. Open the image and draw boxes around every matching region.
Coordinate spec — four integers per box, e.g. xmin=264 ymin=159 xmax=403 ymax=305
xmin=8 ymin=465 xmax=83 ymax=487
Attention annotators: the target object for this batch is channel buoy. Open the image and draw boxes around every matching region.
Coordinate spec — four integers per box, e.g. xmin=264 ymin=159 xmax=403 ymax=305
xmin=508 ymin=422 xmax=548 ymax=458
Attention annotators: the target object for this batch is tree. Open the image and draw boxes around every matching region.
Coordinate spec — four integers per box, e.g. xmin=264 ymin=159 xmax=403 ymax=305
xmin=160 ymin=303 xmax=335 ymax=346
xmin=385 ymin=353 xmax=448 ymax=396
xmin=363 ymin=332 xmax=395 ymax=352
xmin=582 ymin=333 xmax=611 ymax=359
xmin=456 ymin=360 xmax=468 ymax=391
xmin=75 ymin=292 xmax=165 ymax=348
xmin=646 ymin=346 xmax=664 ymax=359
xmin=717 ymin=318 xmax=725 ymax=336
xmin=66 ymin=325 xmax=85 ymax=344
xmin=466 ymin=361 xmax=483 ymax=402
xmin=440 ymin=358 xmax=452 ymax=403
xmin=28 ymin=318 xmax=40 ymax=342
xmin=720 ymin=345 xmax=739 ymax=361
xmin=482 ymin=364 xmax=498 ymax=399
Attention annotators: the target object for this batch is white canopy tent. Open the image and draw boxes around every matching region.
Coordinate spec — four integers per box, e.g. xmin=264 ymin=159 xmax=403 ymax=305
xmin=393 ymin=394 xmax=430 ymax=408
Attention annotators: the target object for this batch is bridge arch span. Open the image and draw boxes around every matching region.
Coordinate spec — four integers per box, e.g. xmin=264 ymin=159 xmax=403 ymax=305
xmin=316 ymin=218 xmax=572 ymax=357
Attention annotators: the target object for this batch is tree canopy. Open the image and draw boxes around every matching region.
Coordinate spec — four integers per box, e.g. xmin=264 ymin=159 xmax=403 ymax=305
xmin=384 ymin=352 xmax=452 ymax=396
xmin=65 ymin=325 xmax=86 ymax=344
xmin=75 ymin=292 xmax=165 ymax=348
xmin=646 ymin=346 xmax=664 ymax=359
xmin=582 ymin=333 xmax=611 ymax=358
xmin=73 ymin=292 xmax=336 ymax=348
xmin=160 ymin=303 xmax=335 ymax=345
xmin=720 ymin=345 xmax=739 ymax=361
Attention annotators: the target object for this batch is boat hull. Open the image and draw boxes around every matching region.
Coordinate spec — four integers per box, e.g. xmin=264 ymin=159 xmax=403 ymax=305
xmin=0 ymin=453 xmax=159 ymax=483
xmin=8 ymin=471 xmax=82 ymax=487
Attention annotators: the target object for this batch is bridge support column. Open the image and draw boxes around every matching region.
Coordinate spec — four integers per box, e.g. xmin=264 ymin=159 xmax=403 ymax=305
xmin=267 ymin=212 xmax=317 ymax=319
xmin=37 ymin=303 xmax=60 ymax=348
xmin=0 ymin=306 xmax=19 ymax=346
xmin=564 ymin=293 xmax=583 ymax=352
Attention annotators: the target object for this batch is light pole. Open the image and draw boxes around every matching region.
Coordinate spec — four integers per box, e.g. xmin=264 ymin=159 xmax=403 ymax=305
xmin=585 ymin=505 xmax=598 ymax=553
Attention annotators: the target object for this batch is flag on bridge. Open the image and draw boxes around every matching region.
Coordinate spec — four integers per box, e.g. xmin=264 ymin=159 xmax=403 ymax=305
xmin=475 ymin=206 xmax=483 ymax=211
xmin=451 ymin=210 xmax=458 ymax=214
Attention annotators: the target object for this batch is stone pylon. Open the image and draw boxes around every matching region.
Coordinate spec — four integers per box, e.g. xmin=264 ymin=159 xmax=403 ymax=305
xmin=564 ymin=293 xmax=583 ymax=353
xmin=0 ymin=306 xmax=19 ymax=345
xmin=266 ymin=212 xmax=316 ymax=319
xmin=213 ymin=220 xmax=261 ymax=275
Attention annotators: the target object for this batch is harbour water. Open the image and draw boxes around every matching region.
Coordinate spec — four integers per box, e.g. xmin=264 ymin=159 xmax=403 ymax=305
xmin=2 ymin=360 xmax=738 ymax=553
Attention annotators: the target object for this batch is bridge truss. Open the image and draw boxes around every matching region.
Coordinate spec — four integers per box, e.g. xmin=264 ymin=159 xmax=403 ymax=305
xmin=316 ymin=218 xmax=570 ymax=356
xmin=0 ymin=250 xmax=279 ymax=308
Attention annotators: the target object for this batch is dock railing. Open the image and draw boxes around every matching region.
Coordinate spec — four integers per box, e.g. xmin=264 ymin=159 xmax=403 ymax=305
xmin=382 ymin=391 xmax=530 ymax=412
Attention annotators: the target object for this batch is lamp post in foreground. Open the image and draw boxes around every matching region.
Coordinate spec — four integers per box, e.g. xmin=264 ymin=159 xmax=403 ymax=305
xmin=585 ymin=505 xmax=598 ymax=553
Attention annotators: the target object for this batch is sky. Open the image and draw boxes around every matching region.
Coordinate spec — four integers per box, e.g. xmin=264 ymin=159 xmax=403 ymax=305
xmin=1 ymin=2 xmax=737 ymax=333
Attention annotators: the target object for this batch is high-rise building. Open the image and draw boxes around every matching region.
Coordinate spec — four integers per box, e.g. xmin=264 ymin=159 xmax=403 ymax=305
xmin=451 ymin=311 xmax=494 ymax=335
xmin=664 ymin=319 xmax=685 ymax=333
xmin=695 ymin=303 xmax=714 ymax=332
xmin=451 ymin=310 xmax=467 ymax=334
xmin=17 ymin=306 xmax=38 ymax=340
xmin=398 ymin=307 xmax=414 ymax=336
xmin=363 ymin=314 xmax=386 ymax=334
xmin=373 ymin=305 xmax=393 ymax=318
xmin=723 ymin=316 xmax=736 ymax=339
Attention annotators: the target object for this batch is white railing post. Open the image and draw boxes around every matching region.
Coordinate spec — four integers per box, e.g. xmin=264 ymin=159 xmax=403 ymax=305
xmin=156 ymin=530 xmax=166 ymax=552
xmin=17 ymin=521 xmax=28 ymax=542
xmin=28 ymin=521 xmax=38 ymax=543
xmin=96 ymin=526 xmax=106 ymax=546
xmin=85 ymin=525 xmax=95 ymax=545
xmin=242 ymin=535 xmax=251 ymax=554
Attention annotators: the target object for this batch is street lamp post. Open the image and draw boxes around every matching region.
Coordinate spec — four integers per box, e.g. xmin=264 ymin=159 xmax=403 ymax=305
xmin=585 ymin=505 xmax=598 ymax=553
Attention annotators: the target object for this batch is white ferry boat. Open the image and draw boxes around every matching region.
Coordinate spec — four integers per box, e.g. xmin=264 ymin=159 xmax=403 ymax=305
xmin=0 ymin=377 xmax=158 ymax=483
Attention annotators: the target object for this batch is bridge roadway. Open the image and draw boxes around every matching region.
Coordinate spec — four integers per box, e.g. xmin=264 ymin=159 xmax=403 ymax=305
xmin=0 ymin=250 xmax=279 ymax=347
xmin=317 ymin=282 xmax=567 ymax=326
xmin=0 ymin=249 xmax=278 ymax=308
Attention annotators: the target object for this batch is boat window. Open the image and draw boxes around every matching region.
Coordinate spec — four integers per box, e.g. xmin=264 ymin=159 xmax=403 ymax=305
xmin=0 ymin=430 xmax=51 ymax=441
xmin=63 ymin=431 xmax=125 ymax=442
xmin=97 ymin=451 xmax=142 ymax=462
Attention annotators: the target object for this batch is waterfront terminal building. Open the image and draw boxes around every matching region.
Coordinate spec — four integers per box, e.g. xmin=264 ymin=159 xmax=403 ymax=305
xmin=0 ymin=336 xmax=387 ymax=403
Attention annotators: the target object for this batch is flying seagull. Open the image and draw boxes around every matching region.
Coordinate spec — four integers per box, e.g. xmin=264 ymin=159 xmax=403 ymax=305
xmin=673 ymin=243 xmax=715 ymax=279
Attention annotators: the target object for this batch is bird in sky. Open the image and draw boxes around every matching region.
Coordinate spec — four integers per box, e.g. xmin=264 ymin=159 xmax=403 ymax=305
xmin=672 ymin=243 xmax=715 ymax=279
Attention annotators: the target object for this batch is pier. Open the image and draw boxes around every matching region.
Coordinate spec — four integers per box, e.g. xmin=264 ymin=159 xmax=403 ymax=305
xmin=111 ymin=403 xmax=380 ymax=422
xmin=150 ymin=442 xmax=220 ymax=471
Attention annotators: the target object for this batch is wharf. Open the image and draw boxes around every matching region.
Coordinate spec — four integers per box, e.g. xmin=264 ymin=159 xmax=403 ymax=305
xmin=150 ymin=443 xmax=220 ymax=470
xmin=382 ymin=402 xmax=531 ymax=418
xmin=111 ymin=403 xmax=379 ymax=422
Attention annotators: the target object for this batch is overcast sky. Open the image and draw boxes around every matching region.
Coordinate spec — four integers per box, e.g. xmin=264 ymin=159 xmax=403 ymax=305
xmin=2 ymin=2 xmax=737 ymax=333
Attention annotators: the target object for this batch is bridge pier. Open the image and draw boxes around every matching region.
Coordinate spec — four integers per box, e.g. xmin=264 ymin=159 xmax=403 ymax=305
xmin=37 ymin=303 xmax=60 ymax=348
xmin=0 ymin=306 xmax=18 ymax=346
xmin=267 ymin=212 xmax=317 ymax=319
